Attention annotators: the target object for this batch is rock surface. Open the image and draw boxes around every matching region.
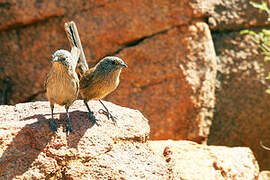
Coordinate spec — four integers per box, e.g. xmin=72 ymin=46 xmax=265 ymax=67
xmin=108 ymin=21 xmax=216 ymax=142
xmin=0 ymin=102 xmax=262 ymax=179
xmin=259 ymin=171 xmax=270 ymax=180
xmin=0 ymin=0 xmax=111 ymax=31
xmin=208 ymin=30 xmax=270 ymax=170
xmin=206 ymin=0 xmax=269 ymax=30
xmin=149 ymin=140 xmax=260 ymax=180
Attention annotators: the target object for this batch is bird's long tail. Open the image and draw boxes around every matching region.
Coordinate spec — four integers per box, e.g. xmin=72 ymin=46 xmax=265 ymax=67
xmin=64 ymin=21 xmax=89 ymax=75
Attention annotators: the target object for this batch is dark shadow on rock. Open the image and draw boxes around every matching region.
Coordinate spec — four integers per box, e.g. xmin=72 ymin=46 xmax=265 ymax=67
xmin=0 ymin=110 xmax=95 ymax=179
xmin=0 ymin=114 xmax=53 ymax=179
xmin=65 ymin=110 xmax=96 ymax=148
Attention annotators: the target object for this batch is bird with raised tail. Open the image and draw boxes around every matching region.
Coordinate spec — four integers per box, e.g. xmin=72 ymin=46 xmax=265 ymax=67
xmin=80 ymin=56 xmax=128 ymax=123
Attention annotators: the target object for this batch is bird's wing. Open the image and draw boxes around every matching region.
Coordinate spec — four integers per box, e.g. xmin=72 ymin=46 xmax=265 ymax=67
xmin=43 ymin=73 xmax=50 ymax=92
xmin=79 ymin=68 xmax=95 ymax=89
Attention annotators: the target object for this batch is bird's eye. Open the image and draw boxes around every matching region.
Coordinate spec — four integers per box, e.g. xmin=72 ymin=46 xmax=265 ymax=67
xmin=112 ymin=61 xmax=116 ymax=65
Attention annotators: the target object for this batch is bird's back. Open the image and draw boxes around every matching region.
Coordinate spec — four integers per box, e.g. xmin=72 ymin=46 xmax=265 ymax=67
xmin=80 ymin=67 xmax=121 ymax=101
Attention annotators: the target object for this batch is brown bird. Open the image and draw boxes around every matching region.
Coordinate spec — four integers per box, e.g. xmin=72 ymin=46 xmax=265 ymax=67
xmin=44 ymin=47 xmax=80 ymax=135
xmin=80 ymin=56 xmax=127 ymax=123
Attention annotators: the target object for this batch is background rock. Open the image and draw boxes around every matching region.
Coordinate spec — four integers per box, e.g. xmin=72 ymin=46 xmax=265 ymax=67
xmin=109 ymin=21 xmax=216 ymax=142
xmin=206 ymin=0 xmax=269 ymax=30
xmin=208 ymin=31 xmax=270 ymax=170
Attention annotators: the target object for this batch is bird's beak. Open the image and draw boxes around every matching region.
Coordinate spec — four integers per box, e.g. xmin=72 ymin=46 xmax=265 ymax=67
xmin=53 ymin=56 xmax=59 ymax=62
xmin=121 ymin=63 xmax=128 ymax=68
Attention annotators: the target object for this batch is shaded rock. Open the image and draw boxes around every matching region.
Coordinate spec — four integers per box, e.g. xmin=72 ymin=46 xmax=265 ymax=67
xmin=206 ymin=0 xmax=269 ymax=30
xmin=148 ymin=140 xmax=260 ymax=180
xmin=108 ymin=21 xmax=217 ymax=142
xmin=0 ymin=101 xmax=168 ymax=179
xmin=208 ymin=30 xmax=270 ymax=170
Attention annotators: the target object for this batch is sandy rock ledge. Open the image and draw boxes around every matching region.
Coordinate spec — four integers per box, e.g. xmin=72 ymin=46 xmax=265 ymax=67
xmin=0 ymin=101 xmax=260 ymax=179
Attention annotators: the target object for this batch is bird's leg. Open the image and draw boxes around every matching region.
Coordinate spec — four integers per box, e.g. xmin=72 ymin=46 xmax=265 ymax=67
xmin=98 ymin=100 xmax=117 ymax=123
xmin=84 ymin=100 xmax=98 ymax=124
xmin=65 ymin=108 xmax=72 ymax=136
xmin=49 ymin=106 xmax=57 ymax=134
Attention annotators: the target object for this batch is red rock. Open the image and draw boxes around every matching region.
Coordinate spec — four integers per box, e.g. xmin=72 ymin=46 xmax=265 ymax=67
xmin=0 ymin=0 xmax=110 ymax=31
xmin=107 ymin=21 xmax=217 ymax=142
xmin=0 ymin=0 xmax=192 ymax=105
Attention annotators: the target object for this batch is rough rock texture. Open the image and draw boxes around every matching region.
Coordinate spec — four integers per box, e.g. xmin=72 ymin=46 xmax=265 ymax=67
xmin=0 ymin=0 xmax=111 ymax=31
xmin=149 ymin=140 xmax=260 ymax=180
xmin=0 ymin=102 xmax=262 ymax=179
xmin=108 ymin=21 xmax=216 ymax=142
xmin=208 ymin=31 xmax=270 ymax=170
xmin=0 ymin=101 xmax=169 ymax=179
xmin=206 ymin=0 xmax=269 ymax=30
xmin=259 ymin=171 xmax=270 ymax=180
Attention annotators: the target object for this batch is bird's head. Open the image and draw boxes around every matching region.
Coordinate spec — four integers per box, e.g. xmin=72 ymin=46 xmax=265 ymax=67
xmin=96 ymin=56 xmax=128 ymax=73
xmin=52 ymin=49 xmax=75 ymax=69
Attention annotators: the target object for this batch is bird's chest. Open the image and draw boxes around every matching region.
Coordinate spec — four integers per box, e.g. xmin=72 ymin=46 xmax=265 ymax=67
xmin=46 ymin=68 xmax=78 ymax=104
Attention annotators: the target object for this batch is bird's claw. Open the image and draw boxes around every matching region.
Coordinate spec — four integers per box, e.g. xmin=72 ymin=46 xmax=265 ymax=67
xmin=64 ymin=125 xmax=72 ymax=136
xmin=98 ymin=109 xmax=117 ymax=124
xmin=88 ymin=112 xmax=100 ymax=126
xmin=49 ymin=119 xmax=57 ymax=135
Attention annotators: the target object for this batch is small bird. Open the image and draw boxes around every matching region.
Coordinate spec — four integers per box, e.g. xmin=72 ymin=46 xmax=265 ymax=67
xmin=44 ymin=47 xmax=80 ymax=135
xmin=80 ymin=56 xmax=127 ymax=123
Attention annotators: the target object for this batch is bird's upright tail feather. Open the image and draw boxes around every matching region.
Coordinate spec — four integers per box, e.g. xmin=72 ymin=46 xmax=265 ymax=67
xmin=64 ymin=21 xmax=89 ymax=75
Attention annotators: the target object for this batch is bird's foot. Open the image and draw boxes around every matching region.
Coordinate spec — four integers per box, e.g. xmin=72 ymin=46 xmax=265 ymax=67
xmin=88 ymin=112 xmax=100 ymax=126
xmin=49 ymin=119 xmax=57 ymax=134
xmin=65 ymin=125 xmax=72 ymax=136
xmin=98 ymin=109 xmax=117 ymax=124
